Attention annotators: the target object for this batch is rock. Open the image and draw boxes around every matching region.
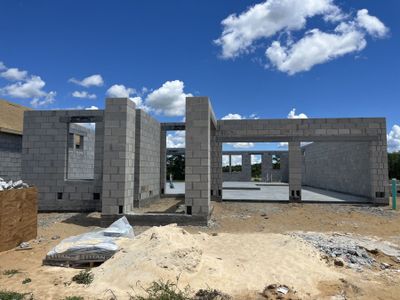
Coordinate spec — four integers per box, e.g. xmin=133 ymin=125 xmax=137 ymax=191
xmin=334 ymin=258 xmax=345 ymax=267
xmin=51 ymin=235 xmax=61 ymax=240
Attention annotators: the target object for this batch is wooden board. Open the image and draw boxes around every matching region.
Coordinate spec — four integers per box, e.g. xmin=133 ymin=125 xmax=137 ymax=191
xmin=0 ymin=187 xmax=38 ymax=252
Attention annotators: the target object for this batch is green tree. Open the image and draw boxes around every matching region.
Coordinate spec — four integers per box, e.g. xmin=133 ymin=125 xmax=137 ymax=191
xmin=166 ymin=154 xmax=185 ymax=181
xmin=388 ymin=152 xmax=400 ymax=179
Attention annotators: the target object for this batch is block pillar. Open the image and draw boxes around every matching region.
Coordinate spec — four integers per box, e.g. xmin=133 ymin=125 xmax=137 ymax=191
xmin=289 ymin=141 xmax=302 ymax=202
xmin=262 ymin=153 xmax=271 ymax=182
xmin=211 ymin=128 xmax=222 ymax=201
xmin=160 ymin=129 xmax=167 ymax=195
xmin=102 ymin=98 xmax=136 ymax=215
xmin=242 ymin=153 xmax=252 ymax=181
xmin=369 ymin=135 xmax=390 ymax=205
xmin=185 ymin=97 xmax=211 ymax=217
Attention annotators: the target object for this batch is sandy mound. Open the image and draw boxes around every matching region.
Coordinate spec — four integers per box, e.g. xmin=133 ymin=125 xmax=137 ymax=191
xmin=90 ymin=224 xmax=341 ymax=298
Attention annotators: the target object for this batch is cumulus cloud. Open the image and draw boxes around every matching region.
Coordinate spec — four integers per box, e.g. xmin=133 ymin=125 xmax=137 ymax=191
xmin=146 ymin=80 xmax=192 ymax=117
xmin=72 ymin=90 xmax=97 ymax=99
xmin=0 ymin=61 xmax=5 ymax=71
xmin=0 ymin=75 xmax=56 ymax=107
xmin=167 ymin=130 xmax=185 ymax=148
xmin=222 ymin=113 xmax=244 ymax=120
xmin=388 ymin=125 xmax=400 ymax=153
xmin=106 ymin=84 xmax=135 ymax=98
xmin=215 ymin=0 xmax=388 ymax=74
xmin=85 ymin=105 xmax=99 ymax=110
xmin=69 ymin=74 xmax=104 ymax=87
xmin=1 ymin=67 xmax=28 ymax=81
xmin=215 ymin=0 xmax=344 ymax=59
xmin=287 ymin=108 xmax=308 ymax=119
xmin=266 ymin=26 xmax=366 ymax=75
xmin=356 ymin=9 xmax=388 ymax=38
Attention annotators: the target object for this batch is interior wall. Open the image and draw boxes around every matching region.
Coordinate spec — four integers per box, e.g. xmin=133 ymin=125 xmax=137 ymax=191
xmin=134 ymin=110 xmax=161 ymax=207
xmin=302 ymin=141 xmax=371 ymax=197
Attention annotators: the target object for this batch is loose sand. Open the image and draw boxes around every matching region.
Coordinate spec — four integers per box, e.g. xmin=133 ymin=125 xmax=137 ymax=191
xmin=90 ymin=224 xmax=341 ymax=299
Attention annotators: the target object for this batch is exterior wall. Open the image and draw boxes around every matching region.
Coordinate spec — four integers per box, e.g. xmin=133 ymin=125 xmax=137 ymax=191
xmin=134 ymin=110 xmax=161 ymax=207
xmin=21 ymin=110 xmax=104 ymax=211
xmin=102 ymin=98 xmax=136 ymax=215
xmin=67 ymin=124 xmax=95 ymax=180
xmin=289 ymin=141 xmax=302 ymax=201
xmin=302 ymin=142 xmax=371 ymax=198
xmin=0 ymin=132 xmax=22 ymax=181
xmin=217 ymin=118 xmax=389 ymax=204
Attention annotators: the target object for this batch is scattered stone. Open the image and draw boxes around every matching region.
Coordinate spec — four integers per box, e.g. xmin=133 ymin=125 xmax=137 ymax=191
xmin=16 ymin=242 xmax=32 ymax=250
xmin=262 ymin=284 xmax=299 ymax=299
xmin=334 ymin=258 xmax=345 ymax=267
xmin=51 ymin=235 xmax=61 ymax=240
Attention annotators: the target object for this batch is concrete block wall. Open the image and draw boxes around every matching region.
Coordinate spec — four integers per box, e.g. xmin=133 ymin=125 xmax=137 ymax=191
xmin=185 ymin=97 xmax=213 ymax=217
xmin=67 ymin=124 xmax=95 ymax=180
xmin=134 ymin=109 xmax=161 ymax=207
xmin=211 ymin=125 xmax=222 ymax=200
xmin=160 ymin=129 xmax=167 ymax=194
xmin=302 ymin=142 xmax=371 ymax=198
xmin=289 ymin=142 xmax=302 ymax=201
xmin=0 ymin=132 xmax=22 ymax=181
xmin=217 ymin=118 xmax=389 ymax=204
xmin=102 ymin=98 xmax=136 ymax=215
xmin=21 ymin=110 xmax=104 ymax=211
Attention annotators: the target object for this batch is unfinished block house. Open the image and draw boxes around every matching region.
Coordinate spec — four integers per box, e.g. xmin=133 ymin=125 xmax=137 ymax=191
xmin=21 ymin=97 xmax=389 ymax=225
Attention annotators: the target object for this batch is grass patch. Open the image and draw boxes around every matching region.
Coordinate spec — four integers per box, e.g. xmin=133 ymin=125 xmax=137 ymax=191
xmin=72 ymin=270 xmax=93 ymax=285
xmin=63 ymin=297 xmax=84 ymax=300
xmin=0 ymin=290 xmax=26 ymax=300
xmin=131 ymin=280 xmax=191 ymax=300
xmin=2 ymin=269 xmax=20 ymax=277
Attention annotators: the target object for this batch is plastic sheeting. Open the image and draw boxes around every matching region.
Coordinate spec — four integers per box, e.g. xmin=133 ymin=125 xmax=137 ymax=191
xmin=47 ymin=217 xmax=134 ymax=257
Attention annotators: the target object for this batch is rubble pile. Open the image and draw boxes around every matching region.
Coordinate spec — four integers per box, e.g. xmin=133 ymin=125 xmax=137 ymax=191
xmin=0 ymin=178 xmax=30 ymax=191
xmin=292 ymin=232 xmax=400 ymax=270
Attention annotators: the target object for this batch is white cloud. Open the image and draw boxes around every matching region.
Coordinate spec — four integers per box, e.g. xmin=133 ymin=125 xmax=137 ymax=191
xmin=231 ymin=155 xmax=243 ymax=166
xmin=85 ymin=105 xmax=99 ymax=110
xmin=266 ymin=25 xmax=366 ymax=75
xmin=0 ymin=75 xmax=56 ymax=107
xmin=388 ymin=125 xmax=400 ymax=153
xmin=222 ymin=113 xmax=244 ymax=120
xmin=72 ymin=90 xmax=97 ymax=99
xmin=216 ymin=1 xmax=388 ymax=74
xmin=167 ymin=130 xmax=185 ymax=148
xmin=106 ymin=84 xmax=135 ymax=98
xmin=356 ymin=9 xmax=388 ymax=38
xmin=215 ymin=0 xmax=343 ymax=59
xmin=287 ymin=108 xmax=308 ymax=119
xmin=146 ymin=80 xmax=192 ymax=117
xmin=232 ymin=142 xmax=255 ymax=149
xmin=0 ymin=61 xmax=5 ymax=71
xmin=1 ymin=68 xmax=27 ymax=81
xmin=69 ymin=74 xmax=104 ymax=87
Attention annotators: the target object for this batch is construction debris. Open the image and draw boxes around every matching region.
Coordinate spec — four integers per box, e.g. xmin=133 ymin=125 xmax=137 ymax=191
xmin=292 ymin=232 xmax=400 ymax=270
xmin=43 ymin=217 xmax=134 ymax=267
xmin=0 ymin=178 xmax=30 ymax=191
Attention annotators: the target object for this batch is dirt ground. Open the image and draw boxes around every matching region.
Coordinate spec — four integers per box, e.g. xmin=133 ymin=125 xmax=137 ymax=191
xmin=1 ymin=200 xmax=400 ymax=299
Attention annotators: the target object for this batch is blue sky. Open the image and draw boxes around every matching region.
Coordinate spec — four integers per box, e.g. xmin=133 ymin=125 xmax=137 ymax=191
xmin=0 ymin=0 xmax=399 ymax=151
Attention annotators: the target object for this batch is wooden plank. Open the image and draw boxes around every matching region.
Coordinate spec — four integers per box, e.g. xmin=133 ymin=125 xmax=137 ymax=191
xmin=0 ymin=187 xmax=37 ymax=252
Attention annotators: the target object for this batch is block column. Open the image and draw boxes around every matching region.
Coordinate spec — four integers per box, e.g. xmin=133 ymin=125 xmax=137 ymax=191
xmin=102 ymin=98 xmax=136 ymax=215
xmin=262 ymin=153 xmax=271 ymax=182
xmin=289 ymin=141 xmax=302 ymax=202
xmin=185 ymin=97 xmax=211 ymax=217
xmin=242 ymin=153 xmax=252 ymax=181
xmin=160 ymin=129 xmax=167 ymax=195
xmin=211 ymin=128 xmax=222 ymax=201
xmin=369 ymin=126 xmax=390 ymax=204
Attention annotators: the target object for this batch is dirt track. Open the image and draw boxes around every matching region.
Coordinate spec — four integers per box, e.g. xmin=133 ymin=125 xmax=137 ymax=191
xmin=0 ymin=201 xmax=400 ymax=299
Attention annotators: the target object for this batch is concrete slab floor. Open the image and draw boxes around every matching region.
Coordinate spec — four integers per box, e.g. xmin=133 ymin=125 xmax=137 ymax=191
xmin=165 ymin=181 xmax=185 ymax=194
xmin=222 ymin=181 xmax=370 ymax=203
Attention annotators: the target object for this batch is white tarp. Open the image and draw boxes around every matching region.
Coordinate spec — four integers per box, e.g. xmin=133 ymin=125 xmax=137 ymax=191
xmin=47 ymin=217 xmax=134 ymax=257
